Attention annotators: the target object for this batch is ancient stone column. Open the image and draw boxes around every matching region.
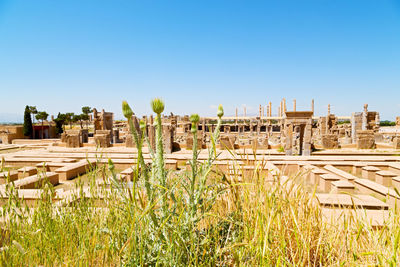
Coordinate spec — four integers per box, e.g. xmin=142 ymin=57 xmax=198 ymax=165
xmin=162 ymin=124 xmax=173 ymax=154
xmin=283 ymin=98 xmax=287 ymax=113
xmin=269 ymin=102 xmax=272 ymax=117
xmin=293 ymin=99 xmax=296 ymax=112
xmin=235 ymin=108 xmax=238 ymax=125
xmin=311 ymin=99 xmax=314 ymax=114
xmin=362 ymin=104 xmax=368 ymax=130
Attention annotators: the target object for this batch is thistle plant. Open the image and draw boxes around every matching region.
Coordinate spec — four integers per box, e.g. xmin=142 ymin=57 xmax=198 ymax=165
xmin=150 ymin=98 xmax=167 ymax=213
xmin=189 ymin=113 xmax=200 ymax=217
xmin=121 ymin=100 xmax=159 ymax=228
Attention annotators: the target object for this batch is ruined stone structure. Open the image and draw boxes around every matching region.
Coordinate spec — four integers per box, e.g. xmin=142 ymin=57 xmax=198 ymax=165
xmin=352 ymin=104 xmax=380 ymax=144
xmin=321 ymin=134 xmax=339 ymax=149
xmin=94 ymin=133 xmax=110 ymax=148
xmin=282 ymin=111 xmax=313 ymax=156
xmin=63 ymin=129 xmax=89 ymax=148
xmin=93 ymin=108 xmax=114 ymax=141
xmin=0 ymin=125 xmax=25 ymax=144
xmin=186 ymin=133 xmax=203 ymax=150
xmin=356 ymin=130 xmax=376 ymax=149
xmin=393 ymin=136 xmax=400 ymax=149
xmin=65 ymin=133 xmax=81 ymax=148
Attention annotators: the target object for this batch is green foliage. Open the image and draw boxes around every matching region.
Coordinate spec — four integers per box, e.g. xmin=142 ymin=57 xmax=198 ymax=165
xmin=35 ymin=111 xmax=48 ymax=122
xmin=338 ymin=120 xmax=350 ymax=125
xmin=28 ymin=106 xmax=37 ymax=124
xmin=23 ymin=105 xmax=32 ymax=137
xmin=65 ymin=113 xmax=74 ymax=128
xmin=278 ymin=146 xmax=285 ymax=152
xmin=380 ymin=120 xmax=396 ymax=126
xmin=54 ymin=113 xmax=66 ymax=134
xmin=81 ymin=106 xmax=92 ymax=115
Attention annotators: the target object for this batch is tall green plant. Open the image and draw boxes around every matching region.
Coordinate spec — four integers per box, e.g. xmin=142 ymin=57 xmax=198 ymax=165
xmin=23 ymin=105 xmax=33 ymax=137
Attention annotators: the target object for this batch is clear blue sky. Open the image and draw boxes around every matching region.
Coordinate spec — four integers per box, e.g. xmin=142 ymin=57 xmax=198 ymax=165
xmin=0 ymin=0 xmax=399 ymax=122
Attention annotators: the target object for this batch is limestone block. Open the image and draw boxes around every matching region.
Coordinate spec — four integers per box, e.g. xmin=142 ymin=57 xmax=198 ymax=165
xmin=321 ymin=134 xmax=339 ymax=149
xmin=94 ymin=134 xmax=110 ymax=148
xmin=125 ymin=134 xmax=136 ymax=148
xmin=393 ymin=136 xmax=400 ymax=149
xmin=356 ymin=130 xmax=375 ymax=149
xmin=66 ymin=134 xmax=81 ymax=148
xmin=60 ymin=132 xmax=67 ymax=143
xmin=186 ymin=134 xmax=203 ymax=150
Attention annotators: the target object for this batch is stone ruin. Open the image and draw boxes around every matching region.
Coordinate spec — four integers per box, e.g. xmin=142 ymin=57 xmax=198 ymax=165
xmin=282 ymin=111 xmax=313 ymax=156
xmin=63 ymin=129 xmax=89 ymax=148
xmin=356 ymin=130 xmax=376 ymax=149
xmin=125 ymin=114 xmax=175 ymax=153
xmin=352 ymin=104 xmax=379 ymax=149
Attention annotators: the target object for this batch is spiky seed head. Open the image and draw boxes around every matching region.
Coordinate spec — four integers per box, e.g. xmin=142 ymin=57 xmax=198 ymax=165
xmin=122 ymin=101 xmax=133 ymax=120
xmin=190 ymin=114 xmax=200 ymax=124
xmin=151 ymin=98 xmax=165 ymax=114
xmin=139 ymin=120 xmax=146 ymax=130
xmin=217 ymin=104 xmax=224 ymax=118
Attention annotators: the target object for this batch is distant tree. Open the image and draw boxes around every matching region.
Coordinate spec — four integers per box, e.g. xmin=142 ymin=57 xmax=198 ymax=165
xmin=81 ymin=106 xmax=92 ymax=129
xmin=23 ymin=105 xmax=33 ymax=138
xmin=54 ymin=113 xmax=67 ymax=135
xmin=65 ymin=113 xmax=74 ymax=129
xmin=28 ymin=106 xmax=37 ymax=123
xmin=73 ymin=114 xmax=84 ymax=129
xmin=35 ymin=111 xmax=49 ymax=139
xmin=28 ymin=106 xmax=37 ymax=138
xmin=380 ymin=120 xmax=396 ymax=127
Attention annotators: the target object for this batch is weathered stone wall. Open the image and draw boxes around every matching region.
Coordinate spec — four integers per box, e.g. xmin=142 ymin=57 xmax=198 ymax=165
xmin=393 ymin=136 xmax=400 ymax=149
xmin=66 ymin=134 xmax=81 ymax=148
xmin=321 ymin=134 xmax=339 ymax=149
xmin=94 ymin=134 xmax=110 ymax=148
xmin=356 ymin=130 xmax=375 ymax=149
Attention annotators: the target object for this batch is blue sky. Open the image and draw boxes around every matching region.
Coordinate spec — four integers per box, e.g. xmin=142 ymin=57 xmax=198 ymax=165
xmin=0 ymin=0 xmax=399 ymax=122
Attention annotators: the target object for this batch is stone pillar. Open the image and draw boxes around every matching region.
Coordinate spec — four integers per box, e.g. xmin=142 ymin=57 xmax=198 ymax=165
xmin=269 ymin=102 xmax=272 ymax=117
xmin=375 ymin=113 xmax=380 ymax=128
xmin=303 ymin=122 xmax=312 ymax=156
xmin=162 ymin=124 xmax=174 ymax=154
xmin=351 ymin=112 xmax=363 ymax=144
xmin=328 ymin=104 xmax=331 ymax=116
xmin=113 ymin=129 xmax=119 ymax=144
xmin=279 ymin=102 xmax=282 ymax=117
xmin=362 ymin=104 xmax=368 ymax=130
xmin=293 ymin=99 xmax=296 ymax=112
xmin=235 ymin=108 xmax=238 ymax=125
xmin=285 ymin=125 xmax=293 ymax=156
xmin=311 ymin=99 xmax=314 ymax=115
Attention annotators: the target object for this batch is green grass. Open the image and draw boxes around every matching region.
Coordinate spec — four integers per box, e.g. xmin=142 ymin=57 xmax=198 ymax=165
xmin=0 ymin=99 xmax=399 ymax=265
